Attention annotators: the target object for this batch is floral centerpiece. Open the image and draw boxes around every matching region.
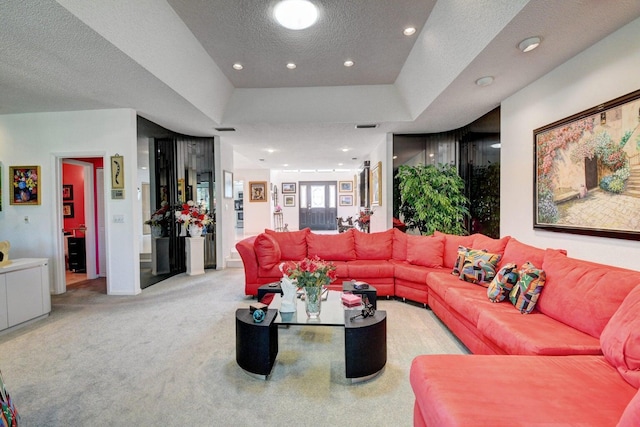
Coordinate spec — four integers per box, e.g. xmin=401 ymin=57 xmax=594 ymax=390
xmin=354 ymin=209 xmax=373 ymax=233
xmin=175 ymin=200 xmax=212 ymax=237
xmin=284 ymin=256 xmax=337 ymax=318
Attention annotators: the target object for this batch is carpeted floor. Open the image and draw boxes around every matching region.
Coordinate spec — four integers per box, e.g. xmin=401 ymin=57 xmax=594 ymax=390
xmin=0 ymin=269 xmax=468 ymax=426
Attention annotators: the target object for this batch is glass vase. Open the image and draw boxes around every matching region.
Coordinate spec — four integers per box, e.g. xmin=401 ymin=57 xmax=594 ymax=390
xmin=188 ymin=224 xmax=203 ymax=237
xmin=304 ymin=286 xmax=322 ymax=318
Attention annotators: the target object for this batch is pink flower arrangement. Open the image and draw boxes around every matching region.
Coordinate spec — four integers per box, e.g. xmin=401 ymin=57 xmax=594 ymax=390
xmin=284 ymin=256 xmax=337 ymax=288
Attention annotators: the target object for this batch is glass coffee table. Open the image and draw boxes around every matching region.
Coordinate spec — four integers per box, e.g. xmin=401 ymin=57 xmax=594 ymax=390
xmin=235 ymin=290 xmax=386 ymax=382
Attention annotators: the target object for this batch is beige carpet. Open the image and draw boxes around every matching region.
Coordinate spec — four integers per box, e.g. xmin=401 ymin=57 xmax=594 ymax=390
xmin=0 ymin=269 xmax=468 ymax=426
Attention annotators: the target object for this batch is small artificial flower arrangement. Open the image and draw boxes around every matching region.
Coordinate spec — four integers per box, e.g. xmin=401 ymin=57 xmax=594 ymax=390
xmin=354 ymin=209 xmax=373 ymax=229
xmin=284 ymin=256 xmax=337 ymax=288
xmin=275 ymin=204 xmax=282 ymax=213
xmin=175 ymin=200 xmax=212 ymax=228
xmin=145 ymin=201 xmax=171 ymax=227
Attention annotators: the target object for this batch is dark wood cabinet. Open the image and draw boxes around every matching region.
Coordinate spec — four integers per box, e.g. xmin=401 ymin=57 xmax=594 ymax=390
xmin=68 ymin=237 xmax=86 ymax=272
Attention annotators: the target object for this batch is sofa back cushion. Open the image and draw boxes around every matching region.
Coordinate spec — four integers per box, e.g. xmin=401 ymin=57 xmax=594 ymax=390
xmin=434 ymin=231 xmax=476 ymax=269
xmin=600 ymin=284 xmax=640 ymax=388
xmin=264 ymin=228 xmax=309 ymax=260
xmin=472 ymin=234 xmax=510 ymax=256
xmin=307 ymin=229 xmax=356 ymax=261
xmin=539 ymin=250 xmax=640 ymax=338
xmin=254 ymin=233 xmax=282 ymax=270
xmin=354 ymin=229 xmax=393 ymax=260
xmin=406 ymin=234 xmax=445 ymax=268
xmin=498 ymin=237 xmax=567 ymax=269
xmin=392 ymin=228 xmax=408 ymax=261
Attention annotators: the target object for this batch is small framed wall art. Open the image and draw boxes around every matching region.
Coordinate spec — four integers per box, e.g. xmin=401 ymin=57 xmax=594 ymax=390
xmin=10 ymin=165 xmax=41 ymax=205
xmin=250 ymin=181 xmax=268 ymax=202
xmin=63 ymin=184 xmax=73 ymax=201
xmin=223 ymin=170 xmax=233 ymax=199
xmin=63 ymin=202 xmax=74 ymax=218
xmin=282 ymin=182 xmax=296 ymax=193
xmin=370 ymin=161 xmax=382 ymax=206
xmin=339 ymin=194 xmax=353 ymax=206
xmin=283 ymin=194 xmax=295 ymax=207
xmin=339 ymin=181 xmax=353 ymax=192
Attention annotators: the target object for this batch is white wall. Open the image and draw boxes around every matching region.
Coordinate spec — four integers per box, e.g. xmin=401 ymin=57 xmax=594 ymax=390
xmin=501 ymin=17 xmax=640 ymax=271
xmin=269 ymin=170 xmax=360 ymax=231
xmin=0 ymin=109 xmax=141 ymax=295
xmin=233 ymin=168 xmax=272 ymax=235
xmin=215 ymin=137 xmax=236 ymax=268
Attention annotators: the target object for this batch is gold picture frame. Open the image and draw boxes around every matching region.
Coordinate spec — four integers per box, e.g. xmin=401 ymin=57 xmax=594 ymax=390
xmin=250 ymin=181 xmax=268 ymax=202
xmin=370 ymin=161 xmax=382 ymax=206
xmin=9 ymin=165 xmax=41 ymax=205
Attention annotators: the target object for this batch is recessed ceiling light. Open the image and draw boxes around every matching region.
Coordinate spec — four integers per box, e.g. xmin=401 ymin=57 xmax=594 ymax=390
xmin=274 ymin=0 xmax=318 ymax=30
xmin=344 ymin=60 xmax=354 ymax=67
xmin=286 ymin=63 xmax=297 ymax=69
xmin=341 ymin=148 xmax=349 ymax=152
xmin=267 ymin=149 xmax=275 ymax=153
xmin=392 ymin=155 xmax=398 ymax=160
xmin=475 ymin=76 xmax=494 ymax=87
xmin=403 ymin=27 xmax=416 ymax=36
xmin=283 ymin=164 xmax=289 ymax=167
xmin=491 ymin=143 xmax=501 ymax=149
xmin=232 ymin=63 xmax=243 ymax=70
xmin=338 ymin=163 xmax=343 ymax=166
xmin=518 ymin=36 xmax=541 ymax=53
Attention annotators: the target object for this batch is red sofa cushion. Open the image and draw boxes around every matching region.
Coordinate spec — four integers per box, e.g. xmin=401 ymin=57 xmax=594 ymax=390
xmin=498 ymin=237 xmax=567 ymax=269
xmin=406 ymin=234 xmax=445 ymax=268
xmin=253 ymin=233 xmax=281 ymax=270
xmin=392 ymin=260 xmax=438 ymax=284
xmin=472 ymin=234 xmax=510 ymax=255
xmin=353 ymin=229 xmax=393 ymax=260
xmin=539 ymin=250 xmax=640 ymax=339
xmin=347 ymin=260 xmax=394 ymax=278
xmin=600 ymin=284 xmax=640 ymax=388
xmin=434 ymin=231 xmax=476 ymax=269
xmin=476 ymin=306 xmax=602 ymax=355
xmin=392 ymin=228 xmax=408 ymax=261
xmin=264 ymin=228 xmax=309 ymax=260
xmin=306 ymin=229 xmax=356 ymax=261
xmin=619 ymin=389 xmax=640 ymax=427
xmin=411 ymin=354 xmax=636 ymax=426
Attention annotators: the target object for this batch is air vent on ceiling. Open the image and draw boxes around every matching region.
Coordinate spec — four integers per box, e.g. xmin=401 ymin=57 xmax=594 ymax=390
xmin=215 ymin=127 xmax=236 ymax=132
xmin=355 ymin=124 xmax=378 ymax=129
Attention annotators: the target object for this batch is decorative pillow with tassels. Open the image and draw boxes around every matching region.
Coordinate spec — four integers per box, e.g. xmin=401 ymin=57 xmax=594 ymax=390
xmin=487 ymin=263 xmax=519 ymax=302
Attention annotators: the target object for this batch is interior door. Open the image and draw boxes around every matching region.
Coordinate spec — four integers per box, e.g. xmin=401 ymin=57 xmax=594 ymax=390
xmin=299 ymin=181 xmax=337 ymax=230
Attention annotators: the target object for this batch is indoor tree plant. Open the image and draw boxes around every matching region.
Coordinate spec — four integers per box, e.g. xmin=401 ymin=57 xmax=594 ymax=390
xmin=396 ymin=163 xmax=469 ymax=235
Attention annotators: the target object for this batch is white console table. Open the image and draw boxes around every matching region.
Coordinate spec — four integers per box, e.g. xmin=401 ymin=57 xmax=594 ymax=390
xmin=0 ymin=258 xmax=50 ymax=332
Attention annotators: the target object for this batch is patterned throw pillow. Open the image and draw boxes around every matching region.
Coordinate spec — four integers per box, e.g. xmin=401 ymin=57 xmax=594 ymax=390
xmin=459 ymin=249 xmax=502 ymax=286
xmin=509 ymin=262 xmax=546 ymax=313
xmin=451 ymin=246 xmax=468 ymax=277
xmin=487 ymin=263 xmax=519 ymax=302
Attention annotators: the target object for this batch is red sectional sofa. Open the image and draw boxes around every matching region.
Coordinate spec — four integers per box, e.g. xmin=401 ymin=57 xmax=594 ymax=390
xmin=236 ymin=228 xmax=640 ymax=425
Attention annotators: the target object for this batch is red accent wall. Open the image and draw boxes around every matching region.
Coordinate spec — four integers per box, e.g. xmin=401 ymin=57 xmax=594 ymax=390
xmin=63 ymin=157 xmax=104 ymax=275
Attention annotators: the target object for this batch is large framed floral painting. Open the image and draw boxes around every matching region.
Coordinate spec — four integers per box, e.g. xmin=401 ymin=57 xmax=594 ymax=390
xmin=10 ymin=166 xmax=40 ymax=205
xmin=534 ymin=89 xmax=640 ymax=240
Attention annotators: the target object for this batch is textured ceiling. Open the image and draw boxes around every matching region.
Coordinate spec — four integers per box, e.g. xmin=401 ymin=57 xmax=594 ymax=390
xmin=1 ymin=0 xmax=640 ymax=171
xmin=167 ymin=0 xmax=435 ymax=88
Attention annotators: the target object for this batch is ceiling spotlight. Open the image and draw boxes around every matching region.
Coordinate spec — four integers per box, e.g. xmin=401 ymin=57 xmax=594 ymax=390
xmin=267 ymin=149 xmax=275 ymax=153
xmin=475 ymin=76 xmax=494 ymax=87
xmin=286 ymin=63 xmax=297 ymax=69
xmin=341 ymin=148 xmax=349 ymax=152
xmin=343 ymin=60 xmax=354 ymax=67
xmin=232 ymin=63 xmax=243 ymax=70
xmin=403 ymin=27 xmax=416 ymax=36
xmin=518 ymin=36 xmax=541 ymax=53
xmin=274 ymin=0 xmax=318 ymax=30
xmin=491 ymin=143 xmax=502 ymax=149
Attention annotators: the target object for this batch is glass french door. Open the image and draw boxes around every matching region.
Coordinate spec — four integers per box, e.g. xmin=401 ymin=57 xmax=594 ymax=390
xmin=299 ymin=181 xmax=337 ymax=230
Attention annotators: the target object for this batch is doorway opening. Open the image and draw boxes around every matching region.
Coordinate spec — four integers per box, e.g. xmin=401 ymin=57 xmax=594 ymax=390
xmin=57 ymin=156 xmax=107 ymax=294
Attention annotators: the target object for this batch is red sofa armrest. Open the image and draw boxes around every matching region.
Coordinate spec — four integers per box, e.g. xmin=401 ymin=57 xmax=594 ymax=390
xmin=235 ymin=236 xmax=260 ymax=296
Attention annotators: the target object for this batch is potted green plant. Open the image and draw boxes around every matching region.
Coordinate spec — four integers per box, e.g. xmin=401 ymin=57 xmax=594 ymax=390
xmin=396 ymin=163 xmax=469 ymax=235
